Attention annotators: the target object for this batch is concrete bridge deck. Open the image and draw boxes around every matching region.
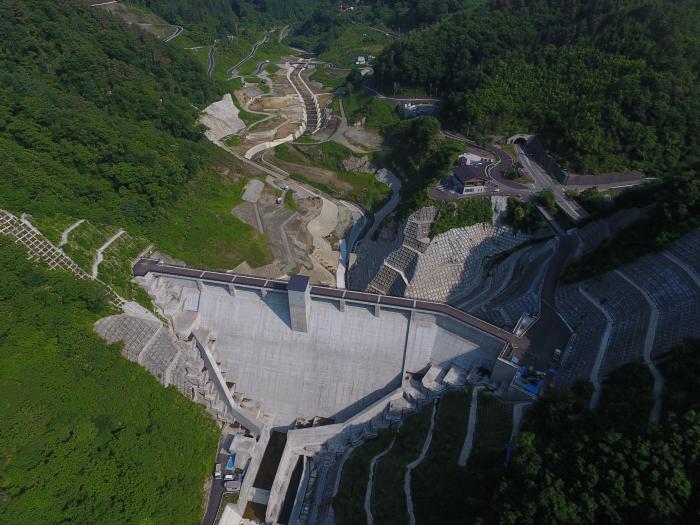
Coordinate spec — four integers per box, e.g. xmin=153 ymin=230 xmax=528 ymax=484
xmin=133 ymin=258 xmax=527 ymax=350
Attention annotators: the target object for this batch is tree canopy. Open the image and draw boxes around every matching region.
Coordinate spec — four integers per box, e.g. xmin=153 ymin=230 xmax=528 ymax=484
xmin=374 ymin=0 xmax=700 ymax=176
xmin=0 ymin=238 xmax=219 ymax=524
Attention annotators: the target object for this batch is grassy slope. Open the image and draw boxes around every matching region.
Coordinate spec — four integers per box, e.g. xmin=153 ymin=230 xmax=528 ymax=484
xmin=334 ymin=428 xmax=396 ymax=525
xmin=151 ymin=147 xmax=272 ymax=269
xmin=411 ymin=388 xmax=472 ymax=525
xmin=317 ymin=24 xmax=392 ymax=68
xmin=372 ymin=403 xmax=434 ymax=525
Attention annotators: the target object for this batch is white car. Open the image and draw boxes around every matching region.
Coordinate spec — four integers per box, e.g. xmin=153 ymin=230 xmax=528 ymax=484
xmin=224 ymin=474 xmax=235 ymax=481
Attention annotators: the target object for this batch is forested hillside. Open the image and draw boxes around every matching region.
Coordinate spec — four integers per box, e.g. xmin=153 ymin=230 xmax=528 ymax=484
xmin=0 ymin=0 xmax=270 ymax=269
xmin=0 ymin=238 xmax=220 ymax=524
xmin=374 ymin=0 xmax=700 ymax=175
xmin=0 ymin=0 xmax=216 ymax=225
xmin=127 ymin=0 xmax=322 ymax=37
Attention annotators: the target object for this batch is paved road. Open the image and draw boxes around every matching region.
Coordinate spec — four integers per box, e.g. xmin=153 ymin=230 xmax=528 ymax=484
xmin=521 ymin=234 xmax=575 ymax=370
xmin=362 ymin=81 xmax=440 ymax=106
xmin=227 ymin=33 xmax=270 ymax=79
xmin=164 ymin=25 xmax=183 ymax=43
xmin=207 ymin=46 xmax=215 ymax=78
xmin=202 ymin=479 xmax=225 ymax=525
xmin=516 ymin=145 xmax=588 ymax=222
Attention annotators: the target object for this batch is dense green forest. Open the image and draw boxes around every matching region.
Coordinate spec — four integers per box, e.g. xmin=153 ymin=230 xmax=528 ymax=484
xmin=127 ymin=0 xmax=323 ymax=39
xmin=374 ymin=0 xmax=700 ymax=176
xmin=0 ymin=239 xmax=219 ymax=524
xmin=452 ymin=341 xmax=700 ymax=524
xmin=0 ymin=0 xmax=215 ymax=225
xmin=363 ymin=0 xmax=487 ymax=30
xmin=384 ymin=116 xmax=462 ymax=216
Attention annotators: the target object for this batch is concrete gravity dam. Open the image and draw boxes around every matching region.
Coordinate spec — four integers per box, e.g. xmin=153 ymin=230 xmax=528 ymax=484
xmin=129 ymin=258 xmax=528 ymax=523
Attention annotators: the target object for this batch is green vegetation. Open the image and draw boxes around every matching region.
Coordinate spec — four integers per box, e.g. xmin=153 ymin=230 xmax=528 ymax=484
xmin=215 ymin=493 xmax=240 ymax=525
xmin=493 ymin=347 xmax=700 ymax=524
xmin=224 ymin=135 xmax=242 ymax=147
xmin=236 ymin=39 xmax=295 ymax=76
xmin=209 ymin=35 xmax=259 ymax=81
xmin=98 ymin=231 xmax=152 ymax=306
xmin=503 ymin=198 xmax=545 ymax=233
xmin=62 ymin=221 xmax=118 ymax=272
xmin=503 ymin=165 xmax=533 ymax=185
xmin=150 ymin=157 xmax=272 ymax=269
xmin=412 ymin=388 xmax=472 ymax=525
xmin=457 ymin=390 xmax=513 ymax=520
xmin=573 ymin=187 xmax=614 ymax=216
xmin=372 ymin=403 xmax=434 ymax=525
xmin=432 ymin=197 xmax=492 ymax=235
xmin=243 ymin=76 xmax=270 ymax=94
xmin=284 ymin=189 xmax=299 ymax=211
xmin=311 ymin=67 xmax=350 ymax=91
xmin=387 ymin=116 xmax=462 ymax=217
xmin=276 ymin=142 xmax=390 ymax=211
xmin=500 ymin=143 xmax=517 ymax=162
xmin=0 ymin=238 xmax=219 ymax=524
xmin=334 ymin=428 xmax=397 ymax=525
xmin=0 ymin=1 xmax=273 ymax=272
xmin=342 ymin=90 xmax=400 ymax=133
xmin=375 ymin=1 xmax=700 ymax=177
xmin=563 ymin=174 xmax=700 ymax=282
xmin=662 ymin=339 xmax=700 ymax=415
xmin=0 ymin=0 xmax=222 ymax=229
xmin=290 ymin=9 xmax=389 ymax=67
xmin=126 ymin=0 xmax=316 ymax=42
xmin=538 ymin=189 xmax=557 ymax=214
xmin=26 ymin=214 xmax=77 ymax=246
xmin=265 ymin=62 xmax=280 ymax=74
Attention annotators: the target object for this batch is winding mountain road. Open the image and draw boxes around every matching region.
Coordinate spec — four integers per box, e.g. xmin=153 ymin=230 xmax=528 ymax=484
xmin=164 ymin=25 xmax=183 ymax=43
xmin=207 ymin=46 xmax=215 ymax=77
xmin=227 ymin=33 xmax=270 ymax=79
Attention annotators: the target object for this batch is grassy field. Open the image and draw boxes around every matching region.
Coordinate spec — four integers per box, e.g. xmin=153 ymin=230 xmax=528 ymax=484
xmin=149 ymin=146 xmax=272 ymax=269
xmin=310 ymin=67 xmax=350 ymax=91
xmin=334 ymin=428 xmax=397 ymax=525
xmin=62 ymin=221 xmax=118 ymax=272
xmin=411 ymin=389 xmax=472 ymax=525
xmin=224 ymin=135 xmax=242 ymax=147
xmin=432 ymin=197 xmax=493 ymax=235
xmin=372 ymin=403 xmax=434 ymax=525
xmin=277 ymin=142 xmax=390 ymax=211
xmin=317 ymin=24 xmax=392 ymax=68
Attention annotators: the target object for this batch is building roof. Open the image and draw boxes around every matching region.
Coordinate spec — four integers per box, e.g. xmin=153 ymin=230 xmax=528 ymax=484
xmin=453 ymin=163 xmax=488 ymax=185
xmin=288 ymin=274 xmax=310 ymax=293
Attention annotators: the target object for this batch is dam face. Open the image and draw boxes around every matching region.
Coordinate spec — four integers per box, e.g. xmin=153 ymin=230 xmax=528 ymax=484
xmin=138 ymin=265 xmax=505 ymax=429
